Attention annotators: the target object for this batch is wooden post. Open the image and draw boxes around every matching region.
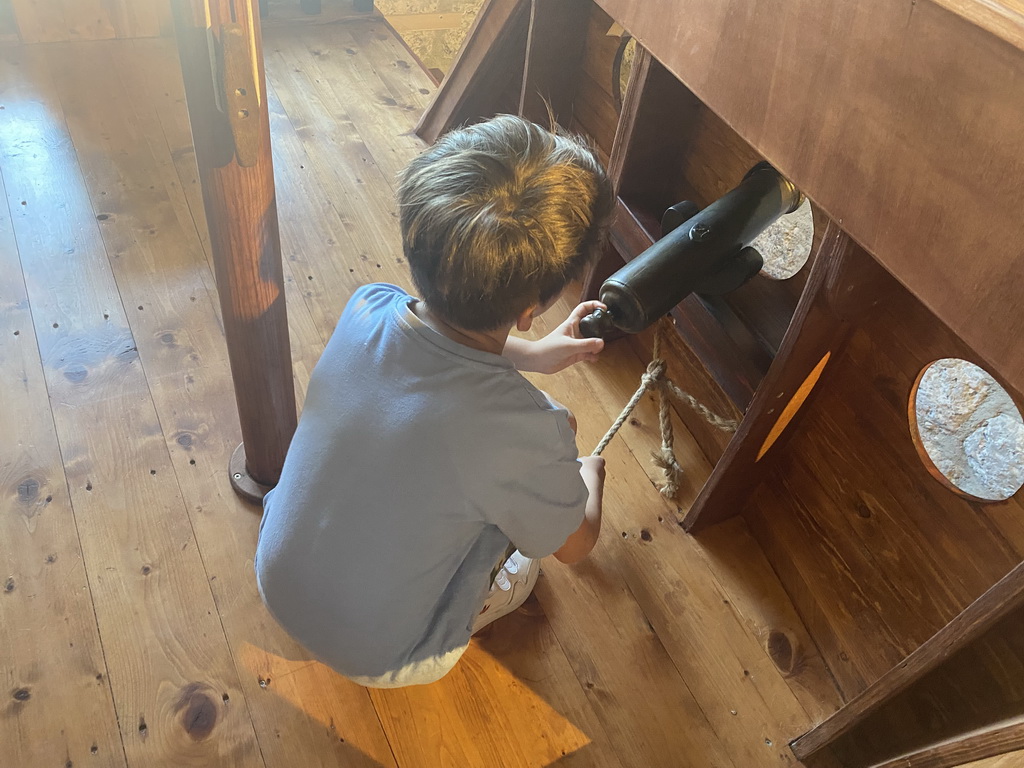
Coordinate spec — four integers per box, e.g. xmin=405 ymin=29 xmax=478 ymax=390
xmin=171 ymin=0 xmax=297 ymax=502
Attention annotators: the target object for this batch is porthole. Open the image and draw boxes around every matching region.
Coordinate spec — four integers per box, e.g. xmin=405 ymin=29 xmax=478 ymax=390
xmin=909 ymin=358 xmax=1024 ymax=501
xmin=752 ymin=198 xmax=814 ymax=280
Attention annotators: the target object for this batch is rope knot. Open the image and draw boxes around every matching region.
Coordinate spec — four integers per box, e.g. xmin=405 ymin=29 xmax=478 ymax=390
xmin=589 ymin=318 xmax=737 ymax=504
xmin=641 ymin=358 xmax=666 ymax=389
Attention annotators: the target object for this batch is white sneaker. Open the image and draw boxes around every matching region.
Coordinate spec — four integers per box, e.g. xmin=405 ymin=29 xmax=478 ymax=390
xmin=471 ymin=551 xmax=540 ymax=634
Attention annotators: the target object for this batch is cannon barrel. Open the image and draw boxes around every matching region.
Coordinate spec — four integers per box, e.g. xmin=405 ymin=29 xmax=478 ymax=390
xmin=580 ymin=162 xmax=804 ymax=338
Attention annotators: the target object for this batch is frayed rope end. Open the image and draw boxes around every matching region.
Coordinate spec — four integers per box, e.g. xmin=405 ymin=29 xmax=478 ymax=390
xmin=651 ymin=446 xmax=683 ymax=498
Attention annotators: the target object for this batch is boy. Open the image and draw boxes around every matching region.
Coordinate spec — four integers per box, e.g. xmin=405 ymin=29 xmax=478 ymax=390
xmin=255 ymin=115 xmax=615 ymax=688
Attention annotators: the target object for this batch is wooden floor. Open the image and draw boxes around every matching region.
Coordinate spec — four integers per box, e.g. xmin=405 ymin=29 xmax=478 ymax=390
xmin=0 ymin=15 xmax=1019 ymax=768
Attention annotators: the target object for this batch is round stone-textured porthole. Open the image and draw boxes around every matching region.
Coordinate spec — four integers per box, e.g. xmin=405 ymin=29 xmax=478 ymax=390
xmin=751 ymin=198 xmax=815 ymax=280
xmin=909 ymin=358 xmax=1024 ymax=502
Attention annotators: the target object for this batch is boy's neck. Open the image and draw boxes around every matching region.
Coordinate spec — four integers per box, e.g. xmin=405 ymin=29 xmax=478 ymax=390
xmin=412 ymin=302 xmax=510 ymax=356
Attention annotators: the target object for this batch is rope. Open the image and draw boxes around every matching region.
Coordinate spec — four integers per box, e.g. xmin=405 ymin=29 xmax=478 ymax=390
xmin=591 ymin=317 xmax=739 ymax=498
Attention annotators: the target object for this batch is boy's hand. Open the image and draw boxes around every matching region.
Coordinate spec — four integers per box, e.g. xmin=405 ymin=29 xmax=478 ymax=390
xmin=509 ymin=301 xmax=607 ymax=374
xmin=578 ymin=455 xmax=606 ymax=487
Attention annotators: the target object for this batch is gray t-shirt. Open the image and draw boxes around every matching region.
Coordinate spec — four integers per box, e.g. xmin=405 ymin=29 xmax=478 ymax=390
xmin=255 ymin=283 xmax=586 ymax=679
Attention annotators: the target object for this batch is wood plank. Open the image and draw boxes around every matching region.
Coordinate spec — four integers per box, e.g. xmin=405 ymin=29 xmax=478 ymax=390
xmin=264 ymin=36 xmax=409 ymax=253
xmin=82 ymin=37 xmax=400 ymax=767
xmin=0 ymin=139 xmax=126 ymax=768
xmin=0 ymin=41 xmax=262 ymax=768
xmin=414 ymin=0 xmax=530 ymax=144
xmin=817 ymin=346 xmax=1021 ymax=605
xmin=521 ymin=314 xmax=826 ymax=767
xmin=387 ymin=11 xmax=470 ymax=34
xmin=867 ymin=722 xmax=1024 ymax=768
xmin=61 ymin=0 xmax=116 ymax=40
xmin=501 ymin=331 xmax=740 ymax=768
xmin=518 ymin=0 xmax=590 ymax=125
xmin=265 ymin=79 xmax=374 ymax=341
xmin=569 ymin=3 xmax=623 ymax=158
xmin=961 ymin=746 xmax=1024 ymax=768
xmin=341 ymin=18 xmax=435 ymax=125
xmin=268 ymin=21 xmax=430 ymax=186
xmin=745 ymin=474 xmax=907 ymax=698
xmin=533 ymin=329 xmax=835 ymax=763
xmin=8 ymin=0 xmax=167 ymax=40
xmin=745 ymin=318 xmax=1024 ymax=701
xmin=694 ymin=518 xmax=844 ymax=725
xmin=681 ymin=225 xmax=856 ymax=532
xmin=370 ymin=604 xmax=623 ymax=768
xmin=847 ymin=288 xmax=1024 ymax=553
xmin=567 ymin=70 xmax=619 ymax=161
xmin=931 ymin=0 xmax=1024 ymax=48
xmin=794 ymin=563 xmax=1024 ymax=766
xmin=10 ymin=0 xmax=67 ymax=41
xmin=774 ymin=385 xmax=1020 ymax=677
xmin=593 ymin=0 xmax=1024 ymax=395
xmin=100 ymin=0 xmax=167 ymax=38
xmin=780 ymin=453 xmax=958 ymax=654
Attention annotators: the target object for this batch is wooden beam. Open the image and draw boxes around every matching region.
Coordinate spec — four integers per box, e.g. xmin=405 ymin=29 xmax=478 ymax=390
xmin=387 ymin=11 xmax=470 ymax=34
xmin=414 ymin=0 xmax=531 ymax=144
xmin=869 ymin=722 xmax=1024 ymax=768
xmin=171 ymin=0 xmax=296 ymax=497
xmin=682 ymin=223 xmax=868 ymax=531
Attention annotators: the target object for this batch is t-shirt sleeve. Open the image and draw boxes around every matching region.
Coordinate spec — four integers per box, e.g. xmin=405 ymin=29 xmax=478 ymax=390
xmin=485 ymin=407 xmax=588 ymax=559
xmin=341 ymin=282 xmax=409 ymax=321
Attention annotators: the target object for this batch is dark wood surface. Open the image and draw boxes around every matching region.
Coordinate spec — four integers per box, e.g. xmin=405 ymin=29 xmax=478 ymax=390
xmin=869 ymin=721 xmax=1024 ymax=768
xmin=594 ymin=0 xmax=1024 ymax=396
xmin=518 ymin=0 xmax=591 ymax=125
xmin=567 ymin=3 xmax=626 ymax=161
xmin=794 ymin=562 xmax=1024 ymax=767
xmin=171 ymin=0 xmax=297 ymax=488
xmin=682 ymin=223 xmax=859 ymax=532
xmin=745 ymin=277 xmax=1024 ymax=704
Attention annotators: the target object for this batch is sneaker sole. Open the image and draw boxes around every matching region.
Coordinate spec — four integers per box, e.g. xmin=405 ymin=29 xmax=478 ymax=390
xmin=472 ymin=559 xmax=540 ymax=633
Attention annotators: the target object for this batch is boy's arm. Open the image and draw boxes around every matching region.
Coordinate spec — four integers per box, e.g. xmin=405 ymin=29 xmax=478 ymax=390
xmin=504 ymin=302 xmax=606 ymax=375
xmin=553 ymin=456 xmax=605 ymax=564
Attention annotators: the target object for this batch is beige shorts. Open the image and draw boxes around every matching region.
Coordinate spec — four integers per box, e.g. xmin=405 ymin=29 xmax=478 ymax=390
xmin=350 ymin=545 xmax=513 ymax=688
xmin=348 ymin=645 xmax=468 ymax=688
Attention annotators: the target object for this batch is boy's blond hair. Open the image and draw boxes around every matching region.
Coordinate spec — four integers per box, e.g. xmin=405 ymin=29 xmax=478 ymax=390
xmin=398 ymin=115 xmax=614 ymax=331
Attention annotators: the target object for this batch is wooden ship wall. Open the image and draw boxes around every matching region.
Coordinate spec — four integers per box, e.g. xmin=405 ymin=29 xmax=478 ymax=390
xmin=419 ymin=1 xmax=1024 ymax=766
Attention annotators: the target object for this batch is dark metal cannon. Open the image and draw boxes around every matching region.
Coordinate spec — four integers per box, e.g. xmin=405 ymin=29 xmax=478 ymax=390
xmin=580 ymin=162 xmax=804 ymax=338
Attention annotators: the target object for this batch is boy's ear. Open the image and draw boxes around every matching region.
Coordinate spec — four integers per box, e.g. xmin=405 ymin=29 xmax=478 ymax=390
xmin=516 ymin=305 xmax=537 ymax=332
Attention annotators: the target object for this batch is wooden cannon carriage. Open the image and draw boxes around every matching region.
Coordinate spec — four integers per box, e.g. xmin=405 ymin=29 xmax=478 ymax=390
xmin=417 ymin=1 xmax=1024 ymax=766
